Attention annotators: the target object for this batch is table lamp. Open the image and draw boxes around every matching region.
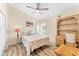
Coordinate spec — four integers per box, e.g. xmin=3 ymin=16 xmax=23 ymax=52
xmin=15 ymin=28 xmax=20 ymax=38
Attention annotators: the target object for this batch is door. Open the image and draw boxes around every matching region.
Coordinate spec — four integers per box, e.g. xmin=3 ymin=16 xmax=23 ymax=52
xmin=0 ymin=10 xmax=6 ymax=55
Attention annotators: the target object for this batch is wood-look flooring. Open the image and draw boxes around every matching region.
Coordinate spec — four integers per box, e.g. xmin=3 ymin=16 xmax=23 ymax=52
xmin=3 ymin=43 xmax=57 ymax=56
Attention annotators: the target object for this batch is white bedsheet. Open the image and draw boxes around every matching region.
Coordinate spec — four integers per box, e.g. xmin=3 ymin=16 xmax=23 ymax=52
xmin=22 ymin=34 xmax=48 ymax=41
xmin=22 ymin=34 xmax=50 ymax=56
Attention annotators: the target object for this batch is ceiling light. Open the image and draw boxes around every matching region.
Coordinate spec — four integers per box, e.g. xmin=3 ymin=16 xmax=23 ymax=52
xmin=36 ymin=10 xmax=40 ymax=13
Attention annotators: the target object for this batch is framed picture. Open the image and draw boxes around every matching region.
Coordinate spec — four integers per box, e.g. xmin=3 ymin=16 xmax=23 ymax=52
xmin=26 ymin=21 xmax=33 ymax=27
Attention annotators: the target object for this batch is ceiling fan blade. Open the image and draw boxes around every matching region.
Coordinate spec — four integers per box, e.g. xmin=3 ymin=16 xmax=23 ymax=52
xmin=26 ymin=6 xmax=36 ymax=9
xmin=39 ymin=8 xmax=48 ymax=10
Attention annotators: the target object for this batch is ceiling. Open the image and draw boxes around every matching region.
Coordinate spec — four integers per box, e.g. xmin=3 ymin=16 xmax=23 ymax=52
xmin=9 ymin=3 xmax=79 ymax=20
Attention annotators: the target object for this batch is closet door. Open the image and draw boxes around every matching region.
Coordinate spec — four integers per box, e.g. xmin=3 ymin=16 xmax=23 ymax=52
xmin=0 ymin=10 xmax=6 ymax=55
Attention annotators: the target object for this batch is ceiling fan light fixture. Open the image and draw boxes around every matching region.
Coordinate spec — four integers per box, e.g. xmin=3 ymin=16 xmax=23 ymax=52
xmin=36 ymin=10 xmax=40 ymax=13
xmin=26 ymin=3 xmax=48 ymax=14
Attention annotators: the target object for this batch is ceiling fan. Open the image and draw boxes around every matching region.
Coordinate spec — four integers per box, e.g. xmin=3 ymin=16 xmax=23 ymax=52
xmin=26 ymin=3 xmax=48 ymax=14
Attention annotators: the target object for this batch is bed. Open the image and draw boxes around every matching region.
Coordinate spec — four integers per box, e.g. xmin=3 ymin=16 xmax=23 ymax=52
xmin=22 ymin=34 xmax=50 ymax=56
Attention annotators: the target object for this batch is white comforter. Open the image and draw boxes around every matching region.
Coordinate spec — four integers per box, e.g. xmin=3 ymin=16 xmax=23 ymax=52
xmin=22 ymin=34 xmax=50 ymax=56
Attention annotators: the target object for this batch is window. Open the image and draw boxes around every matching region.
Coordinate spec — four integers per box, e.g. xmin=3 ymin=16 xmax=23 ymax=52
xmin=36 ymin=23 xmax=47 ymax=34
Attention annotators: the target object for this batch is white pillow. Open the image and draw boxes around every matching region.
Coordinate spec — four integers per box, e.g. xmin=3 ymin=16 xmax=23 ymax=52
xmin=66 ymin=33 xmax=75 ymax=43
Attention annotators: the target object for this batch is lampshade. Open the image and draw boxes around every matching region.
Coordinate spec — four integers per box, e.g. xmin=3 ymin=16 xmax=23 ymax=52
xmin=15 ymin=28 xmax=20 ymax=32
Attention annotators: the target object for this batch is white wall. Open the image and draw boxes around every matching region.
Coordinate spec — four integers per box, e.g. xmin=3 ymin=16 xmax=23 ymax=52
xmin=7 ymin=5 xmax=38 ymax=44
xmin=0 ymin=4 xmax=7 ymax=56
xmin=45 ymin=16 xmax=57 ymax=44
